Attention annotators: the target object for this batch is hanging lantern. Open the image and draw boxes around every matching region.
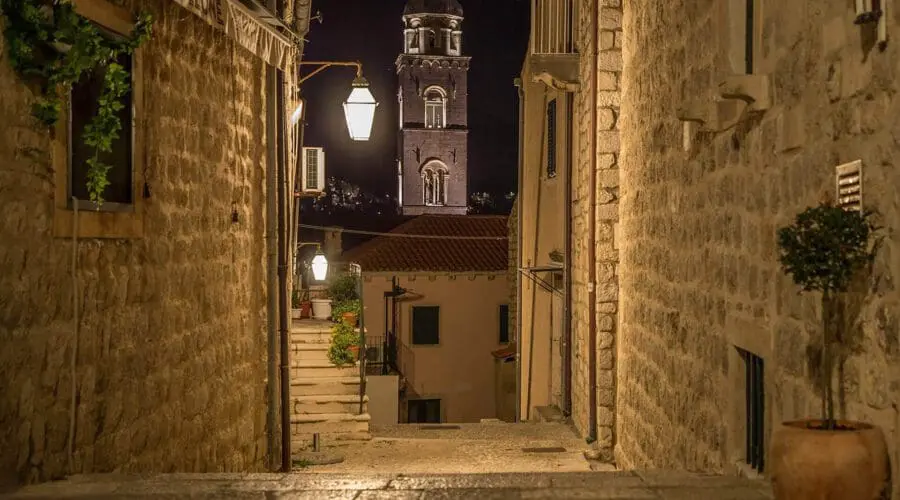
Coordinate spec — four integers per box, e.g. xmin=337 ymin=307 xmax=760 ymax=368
xmin=343 ymin=76 xmax=379 ymax=141
xmin=311 ymin=249 xmax=328 ymax=281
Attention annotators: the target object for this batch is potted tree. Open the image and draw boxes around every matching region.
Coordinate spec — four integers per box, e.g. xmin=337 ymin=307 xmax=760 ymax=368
xmin=327 ymin=321 xmax=360 ymax=366
xmin=769 ymin=201 xmax=887 ymax=500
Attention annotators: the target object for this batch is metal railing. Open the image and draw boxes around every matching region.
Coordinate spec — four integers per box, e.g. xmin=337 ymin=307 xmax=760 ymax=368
xmin=364 ymin=334 xmax=415 ymax=378
xmin=531 ymin=0 xmax=576 ymax=55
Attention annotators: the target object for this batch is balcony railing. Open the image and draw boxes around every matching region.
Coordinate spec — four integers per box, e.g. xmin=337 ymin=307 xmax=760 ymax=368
xmin=532 ymin=0 xmax=576 ymax=55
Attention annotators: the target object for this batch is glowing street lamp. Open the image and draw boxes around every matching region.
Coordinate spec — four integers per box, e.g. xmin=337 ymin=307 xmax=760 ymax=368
xmin=311 ymin=249 xmax=328 ymax=281
xmin=343 ymin=75 xmax=378 ymax=141
xmin=298 ymin=61 xmax=379 ymax=141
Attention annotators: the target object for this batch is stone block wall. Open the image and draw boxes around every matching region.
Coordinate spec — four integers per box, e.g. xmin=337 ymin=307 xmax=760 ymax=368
xmin=0 ymin=0 xmax=278 ymax=483
xmin=508 ymin=201 xmax=518 ymax=343
xmin=569 ymin=0 xmax=621 ymax=460
xmin=617 ymin=0 xmax=900 ymax=489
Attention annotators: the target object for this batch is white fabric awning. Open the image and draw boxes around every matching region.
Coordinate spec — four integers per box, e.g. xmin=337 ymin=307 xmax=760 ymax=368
xmin=173 ymin=0 xmax=294 ymax=71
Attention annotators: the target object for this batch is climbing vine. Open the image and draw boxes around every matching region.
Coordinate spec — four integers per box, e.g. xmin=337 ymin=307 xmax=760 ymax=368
xmin=0 ymin=0 xmax=152 ymax=205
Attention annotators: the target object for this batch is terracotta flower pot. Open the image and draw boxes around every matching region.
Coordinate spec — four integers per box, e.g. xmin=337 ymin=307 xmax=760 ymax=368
xmin=342 ymin=312 xmax=358 ymax=326
xmin=348 ymin=345 xmax=360 ymax=362
xmin=299 ymin=301 xmax=312 ymax=319
xmin=769 ymin=419 xmax=890 ymax=500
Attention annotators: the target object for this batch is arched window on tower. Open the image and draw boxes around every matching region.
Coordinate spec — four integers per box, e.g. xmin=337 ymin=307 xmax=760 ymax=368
xmin=422 ymin=162 xmax=449 ymax=206
xmin=424 ymin=86 xmax=447 ymax=129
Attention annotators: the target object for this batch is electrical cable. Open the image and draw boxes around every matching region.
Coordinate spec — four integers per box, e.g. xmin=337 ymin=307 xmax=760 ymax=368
xmin=298 ymin=223 xmax=508 ymax=240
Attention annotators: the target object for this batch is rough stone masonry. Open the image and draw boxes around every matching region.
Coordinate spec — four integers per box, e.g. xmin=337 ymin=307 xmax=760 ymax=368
xmin=615 ymin=0 xmax=900 ymax=495
xmin=0 ymin=0 xmax=285 ymax=484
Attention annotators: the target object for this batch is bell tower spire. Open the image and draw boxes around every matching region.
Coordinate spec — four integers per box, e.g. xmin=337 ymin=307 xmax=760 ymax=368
xmin=396 ymin=0 xmax=470 ymax=215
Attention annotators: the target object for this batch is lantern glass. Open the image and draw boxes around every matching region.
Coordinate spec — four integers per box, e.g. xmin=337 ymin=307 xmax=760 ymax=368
xmin=343 ymin=78 xmax=378 ymax=141
xmin=311 ymin=253 xmax=328 ymax=281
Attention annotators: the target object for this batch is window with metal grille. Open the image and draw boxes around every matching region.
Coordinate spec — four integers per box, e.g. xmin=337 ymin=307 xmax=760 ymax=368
xmin=546 ymin=99 xmax=557 ymax=178
xmin=499 ymin=304 xmax=509 ymax=344
xmin=408 ymin=398 xmax=441 ymax=423
xmin=739 ymin=348 xmax=765 ymax=473
xmin=412 ymin=306 xmax=440 ymax=345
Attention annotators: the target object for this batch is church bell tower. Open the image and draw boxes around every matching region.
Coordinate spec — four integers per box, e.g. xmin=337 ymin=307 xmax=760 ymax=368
xmin=396 ymin=0 xmax=470 ymax=215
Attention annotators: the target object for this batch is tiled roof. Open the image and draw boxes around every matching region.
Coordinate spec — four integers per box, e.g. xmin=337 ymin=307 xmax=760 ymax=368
xmin=341 ymin=215 xmax=508 ymax=273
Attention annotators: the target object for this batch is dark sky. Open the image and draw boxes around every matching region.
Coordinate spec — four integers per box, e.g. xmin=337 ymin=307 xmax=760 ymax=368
xmin=301 ymin=0 xmax=529 ymax=199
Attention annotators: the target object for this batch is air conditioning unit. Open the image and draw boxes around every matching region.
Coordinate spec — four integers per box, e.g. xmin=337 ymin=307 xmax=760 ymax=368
xmin=301 ymin=147 xmax=325 ymax=193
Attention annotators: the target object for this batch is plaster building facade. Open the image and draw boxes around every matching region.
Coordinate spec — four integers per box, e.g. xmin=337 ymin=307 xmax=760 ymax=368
xmin=396 ymin=0 xmax=470 ymax=216
xmin=342 ymin=215 xmax=510 ymax=424
xmin=0 ymin=0 xmax=309 ymax=484
xmin=519 ymin=0 xmax=900 ymax=494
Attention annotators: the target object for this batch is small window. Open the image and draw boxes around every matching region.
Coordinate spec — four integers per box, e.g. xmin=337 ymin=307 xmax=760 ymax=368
xmin=546 ymin=99 xmax=557 ymax=178
xmin=70 ymin=45 xmax=134 ymax=208
xmin=499 ymin=304 xmax=510 ymax=344
xmin=740 ymin=348 xmax=765 ymax=473
xmin=408 ymin=398 xmax=441 ymax=423
xmin=412 ymin=306 xmax=440 ymax=345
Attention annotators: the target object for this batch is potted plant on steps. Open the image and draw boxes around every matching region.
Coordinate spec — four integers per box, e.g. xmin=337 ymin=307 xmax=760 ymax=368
xmin=327 ymin=321 xmax=360 ymax=366
xmin=332 ymin=299 xmax=361 ymax=326
xmin=291 ymin=289 xmax=303 ymax=320
xmin=770 ymin=201 xmax=887 ymax=500
xmin=328 ymin=272 xmax=361 ymax=324
xmin=310 ymin=288 xmax=332 ymax=321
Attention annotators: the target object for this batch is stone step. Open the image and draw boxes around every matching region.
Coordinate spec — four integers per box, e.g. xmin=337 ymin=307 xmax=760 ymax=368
xmin=293 ymin=362 xmax=359 ymax=379
xmin=293 ymin=395 xmax=368 ymax=415
xmin=291 ymin=432 xmax=373 ymax=450
xmin=291 ymin=376 xmax=361 ymax=396
xmin=292 ymin=343 xmax=331 ymax=362
xmin=290 ymin=413 xmax=370 ymax=435
xmin=292 ymin=331 xmax=332 ymax=343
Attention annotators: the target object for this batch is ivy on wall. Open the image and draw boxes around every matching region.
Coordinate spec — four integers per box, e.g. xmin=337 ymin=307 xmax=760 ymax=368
xmin=0 ymin=0 xmax=152 ymax=205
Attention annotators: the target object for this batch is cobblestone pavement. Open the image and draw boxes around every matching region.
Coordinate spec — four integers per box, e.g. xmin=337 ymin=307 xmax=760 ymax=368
xmin=4 ymin=470 xmax=773 ymax=499
xmin=301 ymin=423 xmax=600 ymax=474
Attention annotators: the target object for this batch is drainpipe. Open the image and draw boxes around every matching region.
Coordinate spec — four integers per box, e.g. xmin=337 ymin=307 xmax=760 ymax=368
xmin=514 ymin=77 xmax=524 ymax=423
xmin=587 ymin=0 xmax=600 ymax=444
xmin=275 ymin=69 xmax=293 ymax=473
xmin=563 ymin=95 xmax=573 ymax=417
xmin=264 ymin=22 xmax=279 ymax=470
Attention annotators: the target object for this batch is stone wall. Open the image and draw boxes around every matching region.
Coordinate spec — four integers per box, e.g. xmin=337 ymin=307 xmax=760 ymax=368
xmin=617 ymin=0 xmax=900 ymax=490
xmin=569 ymin=0 xmax=621 ymax=460
xmin=0 ymin=0 xmax=279 ymax=483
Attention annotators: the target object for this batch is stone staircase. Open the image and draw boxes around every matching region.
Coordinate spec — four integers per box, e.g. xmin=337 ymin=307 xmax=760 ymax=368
xmin=291 ymin=320 xmax=370 ymax=451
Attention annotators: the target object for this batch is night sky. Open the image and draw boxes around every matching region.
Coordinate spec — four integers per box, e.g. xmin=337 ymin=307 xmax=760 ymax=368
xmin=301 ymin=0 xmax=530 ymax=200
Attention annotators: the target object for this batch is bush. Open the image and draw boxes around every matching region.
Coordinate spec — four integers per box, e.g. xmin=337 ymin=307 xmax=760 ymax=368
xmin=328 ymin=273 xmax=359 ymax=304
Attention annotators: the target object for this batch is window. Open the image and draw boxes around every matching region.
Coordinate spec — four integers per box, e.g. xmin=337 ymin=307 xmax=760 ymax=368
xmin=408 ymin=399 xmax=441 ymax=423
xmin=52 ymin=0 xmax=145 ymax=239
xmin=70 ymin=32 xmax=134 ymax=208
xmin=739 ymin=348 xmax=765 ymax=473
xmin=424 ymin=87 xmax=446 ymax=129
xmin=422 ymin=163 xmax=448 ymax=206
xmin=412 ymin=306 xmax=440 ymax=345
xmin=499 ymin=304 xmax=510 ymax=344
xmin=728 ymin=0 xmax=755 ymax=74
xmin=546 ymin=99 xmax=557 ymax=178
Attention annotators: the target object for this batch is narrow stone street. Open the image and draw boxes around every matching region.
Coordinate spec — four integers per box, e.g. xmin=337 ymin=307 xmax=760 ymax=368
xmin=5 ymin=470 xmax=773 ymax=499
xmin=298 ymin=423 xmax=601 ymax=474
